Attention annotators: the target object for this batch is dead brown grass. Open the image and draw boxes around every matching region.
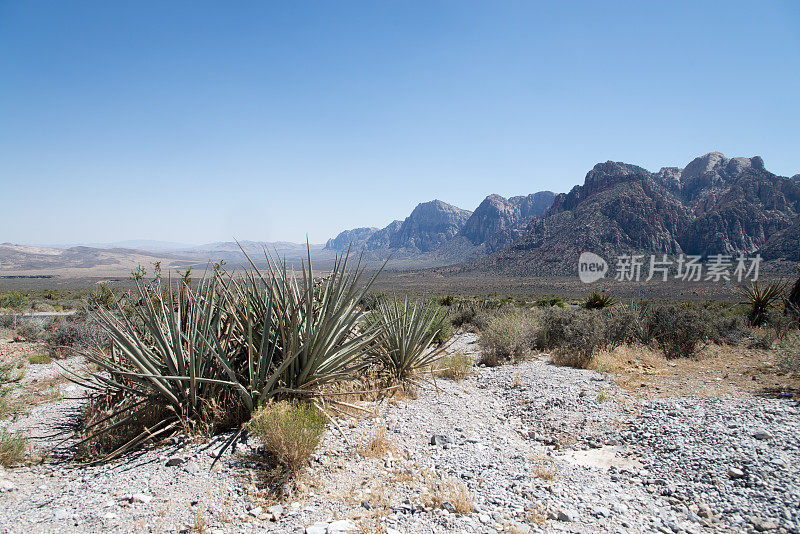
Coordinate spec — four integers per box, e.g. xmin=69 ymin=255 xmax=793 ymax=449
xmin=359 ymin=423 xmax=393 ymax=458
xmin=588 ymin=343 xmax=800 ymax=399
xmin=422 ymin=469 xmax=473 ymax=515
xmin=529 ymin=455 xmax=557 ymax=480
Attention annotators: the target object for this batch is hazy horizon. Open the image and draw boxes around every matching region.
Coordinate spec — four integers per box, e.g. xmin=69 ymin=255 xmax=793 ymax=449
xmin=2 ymin=1 xmax=799 ymax=245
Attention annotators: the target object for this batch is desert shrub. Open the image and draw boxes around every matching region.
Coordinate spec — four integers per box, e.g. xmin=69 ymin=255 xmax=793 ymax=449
xmin=0 ymin=430 xmax=27 ymax=466
xmin=436 ymin=352 xmax=473 ymax=381
xmin=0 ymin=315 xmax=14 ymax=329
xmin=366 ymin=297 xmax=449 ymax=382
xmin=598 ymin=306 xmax=643 ymax=347
xmin=359 ymin=291 xmax=386 ymax=311
xmin=14 ymin=321 xmax=41 ymax=341
xmin=437 ymin=295 xmax=454 ymax=307
xmin=46 ymin=319 xmax=100 ymax=355
xmin=449 ymin=305 xmax=477 ymax=328
xmin=584 ymin=292 xmax=616 ymax=310
xmin=777 ymin=332 xmax=800 ymax=373
xmin=644 ymin=304 xmax=711 ymax=359
xmin=249 ymin=400 xmax=326 ymax=471
xmin=542 ymin=310 xmax=607 ymax=368
xmin=478 ymin=311 xmax=536 ymax=366
xmin=431 ymin=305 xmax=454 ymax=344
xmin=536 ymin=296 xmax=565 ymax=308
xmin=709 ymin=313 xmax=749 ymax=346
xmin=0 ymin=292 xmax=24 ymax=310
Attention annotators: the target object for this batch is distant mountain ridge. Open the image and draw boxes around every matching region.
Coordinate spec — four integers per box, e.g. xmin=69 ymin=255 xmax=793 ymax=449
xmin=324 ymin=192 xmax=556 ymax=264
xmin=466 ymin=152 xmax=800 ymax=274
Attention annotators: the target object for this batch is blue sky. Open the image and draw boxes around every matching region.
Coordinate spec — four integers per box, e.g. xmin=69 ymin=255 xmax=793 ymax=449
xmin=1 ymin=1 xmax=799 ymax=245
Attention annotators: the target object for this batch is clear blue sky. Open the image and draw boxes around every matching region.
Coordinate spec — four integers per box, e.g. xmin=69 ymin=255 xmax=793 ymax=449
xmin=2 ymin=1 xmax=799 ymax=246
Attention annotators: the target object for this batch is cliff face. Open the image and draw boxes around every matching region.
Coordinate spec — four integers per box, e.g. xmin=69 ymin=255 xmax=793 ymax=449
xmin=388 ymin=200 xmax=472 ymax=253
xmin=458 ymin=192 xmax=555 ymax=253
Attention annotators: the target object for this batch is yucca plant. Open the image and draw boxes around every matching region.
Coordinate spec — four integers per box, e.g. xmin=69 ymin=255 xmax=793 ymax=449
xmin=72 ymin=244 xmax=383 ymax=462
xmin=366 ymin=297 xmax=450 ymax=383
xmin=737 ymin=280 xmax=788 ymax=326
xmin=584 ymin=292 xmax=616 ymax=310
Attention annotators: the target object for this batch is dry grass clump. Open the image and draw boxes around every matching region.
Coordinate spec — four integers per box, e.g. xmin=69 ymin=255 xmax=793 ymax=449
xmin=249 ymin=400 xmax=326 ymax=472
xmin=359 ymin=422 xmax=393 ymax=458
xmin=422 ymin=469 xmax=473 ymax=515
xmin=0 ymin=430 xmax=27 ymax=466
xmin=778 ymin=332 xmax=800 ymax=373
xmin=27 ymin=353 xmax=51 ymax=365
xmin=435 ymin=352 xmax=473 ymax=381
xmin=529 ymin=455 xmax=557 ymax=480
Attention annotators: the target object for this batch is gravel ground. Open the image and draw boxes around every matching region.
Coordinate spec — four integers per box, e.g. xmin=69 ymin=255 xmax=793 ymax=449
xmin=0 ymin=332 xmax=798 ymax=534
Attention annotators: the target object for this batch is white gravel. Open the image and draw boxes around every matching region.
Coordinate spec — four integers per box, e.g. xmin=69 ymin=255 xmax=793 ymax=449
xmin=0 ymin=333 xmax=797 ymax=534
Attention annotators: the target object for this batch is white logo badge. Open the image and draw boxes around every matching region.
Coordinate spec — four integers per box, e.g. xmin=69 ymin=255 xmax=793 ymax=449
xmin=578 ymin=252 xmax=608 ymax=283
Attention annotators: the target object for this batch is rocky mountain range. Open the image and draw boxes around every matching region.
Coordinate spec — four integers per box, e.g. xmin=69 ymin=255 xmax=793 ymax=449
xmin=324 ymin=193 xmax=555 ymax=264
xmin=467 ymin=152 xmax=800 ymax=275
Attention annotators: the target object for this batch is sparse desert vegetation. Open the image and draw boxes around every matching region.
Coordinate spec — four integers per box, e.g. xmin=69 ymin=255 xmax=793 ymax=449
xmin=0 ymin=270 xmax=799 ymax=534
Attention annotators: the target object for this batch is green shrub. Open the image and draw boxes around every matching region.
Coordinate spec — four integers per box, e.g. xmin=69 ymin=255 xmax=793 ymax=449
xmin=449 ymin=305 xmax=477 ymax=328
xmin=28 ymin=354 xmax=52 ymax=365
xmin=644 ymin=304 xmax=711 ymax=359
xmin=0 ymin=292 xmax=24 ymax=310
xmin=14 ymin=321 xmax=41 ymax=341
xmin=437 ymin=295 xmax=454 ymax=307
xmin=536 ymin=296 xmax=565 ymax=308
xmin=249 ymin=400 xmax=326 ymax=471
xmin=540 ymin=309 xmax=607 ymax=368
xmin=0 ymin=430 xmax=27 ymax=466
xmin=79 ymin=245 xmax=378 ymax=462
xmin=478 ymin=311 xmax=536 ymax=366
xmin=431 ymin=305 xmax=454 ymax=344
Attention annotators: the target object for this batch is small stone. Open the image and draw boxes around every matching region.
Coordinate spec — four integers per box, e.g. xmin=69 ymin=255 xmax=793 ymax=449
xmin=248 ymin=506 xmax=263 ymax=517
xmin=478 ymin=513 xmax=491 ymax=524
xmin=102 ymin=512 xmax=118 ymax=520
xmin=752 ymin=518 xmax=779 ymax=531
xmin=53 ymin=509 xmax=70 ymax=520
xmin=184 ymin=461 xmax=200 ymax=475
xmin=430 ymin=434 xmax=452 ymax=446
xmin=165 ymin=457 xmax=185 ymax=467
xmin=442 ymin=501 xmax=456 ymax=513
xmin=727 ymin=467 xmax=745 ymax=479
xmin=328 ymin=519 xmax=357 ymax=533
xmin=305 ymin=522 xmax=328 ymax=534
xmin=557 ymin=508 xmax=578 ymax=522
xmin=268 ymin=504 xmax=284 ymax=519
xmin=753 ymin=431 xmax=774 ymax=441
xmin=131 ymin=493 xmax=153 ymax=504
xmin=0 ymin=479 xmax=18 ymax=492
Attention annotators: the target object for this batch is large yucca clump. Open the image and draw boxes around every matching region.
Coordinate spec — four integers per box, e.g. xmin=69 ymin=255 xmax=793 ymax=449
xmin=76 ymin=246 xmax=380 ymax=461
xmin=737 ymin=280 xmax=787 ymax=326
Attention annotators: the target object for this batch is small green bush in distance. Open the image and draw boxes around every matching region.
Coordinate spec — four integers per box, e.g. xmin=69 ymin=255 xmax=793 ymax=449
xmin=249 ymin=400 xmax=326 ymax=471
xmin=584 ymin=292 xmax=616 ymax=310
xmin=431 ymin=304 xmax=454 ymax=344
xmin=645 ymin=303 xmax=711 ymax=359
xmin=478 ymin=311 xmax=536 ymax=366
xmin=437 ymin=295 xmax=454 ymax=307
xmin=28 ymin=354 xmax=51 ymax=365
xmin=0 ymin=430 xmax=27 ymax=466
xmin=536 ymin=296 xmax=565 ymax=308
